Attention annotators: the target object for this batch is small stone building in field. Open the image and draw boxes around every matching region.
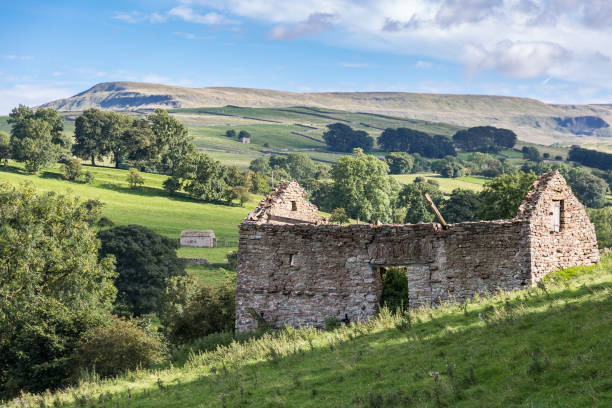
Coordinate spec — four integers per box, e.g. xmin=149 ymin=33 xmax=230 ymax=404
xmin=180 ymin=230 xmax=216 ymax=248
xmin=235 ymin=172 xmax=599 ymax=332
xmin=239 ymin=135 xmax=251 ymax=144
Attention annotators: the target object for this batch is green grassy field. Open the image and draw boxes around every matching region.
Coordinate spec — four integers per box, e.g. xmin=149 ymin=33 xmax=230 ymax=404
xmin=186 ymin=264 xmax=235 ymax=287
xmin=9 ymin=254 xmax=612 ymax=408
xmin=393 ymin=173 xmax=488 ymax=194
xmin=0 ymin=161 xmax=253 ymax=280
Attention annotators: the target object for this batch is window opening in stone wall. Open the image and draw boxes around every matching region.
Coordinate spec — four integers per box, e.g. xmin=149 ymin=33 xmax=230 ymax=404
xmin=291 ymin=201 xmax=297 ymax=211
xmin=289 ymin=254 xmax=295 ymax=267
xmin=379 ymin=266 xmax=409 ymax=312
xmin=551 ymin=200 xmax=563 ymax=232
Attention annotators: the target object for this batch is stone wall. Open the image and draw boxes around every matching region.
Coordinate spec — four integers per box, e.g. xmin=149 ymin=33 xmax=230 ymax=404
xmin=235 ymin=172 xmax=599 ymax=332
xmin=245 ymin=180 xmax=326 ymax=225
xmin=236 ymin=220 xmax=531 ymax=331
xmin=516 ymin=171 xmax=600 ymax=280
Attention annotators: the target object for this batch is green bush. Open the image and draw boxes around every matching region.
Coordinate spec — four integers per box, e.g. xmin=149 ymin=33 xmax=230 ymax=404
xmin=380 ymin=267 xmax=409 ymax=312
xmin=72 ymin=317 xmax=164 ymax=379
xmin=61 ymin=157 xmax=83 ymax=181
xmin=162 ymin=279 xmax=236 ymax=345
xmin=126 ymin=168 xmax=144 ymax=189
xmin=323 ymin=317 xmax=342 ymax=331
xmin=587 ymin=207 xmax=612 ymax=248
xmin=226 ymin=251 xmax=238 ymax=269
xmin=163 ymin=176 xmax=181 ymax=195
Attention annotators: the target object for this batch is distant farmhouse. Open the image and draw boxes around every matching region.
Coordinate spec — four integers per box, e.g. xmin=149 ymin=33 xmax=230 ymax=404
xmin=180 ymin=230 xmax=216 ymax=248
xmin=239 ymin=135 xmax=251 ymax=144
xmin=235 ymin=173 xmax=599 ymax=332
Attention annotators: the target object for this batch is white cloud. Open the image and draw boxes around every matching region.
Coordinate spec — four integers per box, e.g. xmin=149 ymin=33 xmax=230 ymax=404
xmin=462 ymin=40 xmax=571 ymax=78
xmin=435 ymin=0 xmax=503 ymax=28
xmin=268 ymin=13 xmax=334 ymax=40
xmin=0 ymin=84 xmax=76 ymax=115
xmin=3 ymin=55 xmax=33 ymax=60
xmin=112 ymin=11 xmax=166 ymax=23
xmin=199 ymin=0 xmax=612 ymax=91
xmin=168 ymin=5 xmax=238 ymax=25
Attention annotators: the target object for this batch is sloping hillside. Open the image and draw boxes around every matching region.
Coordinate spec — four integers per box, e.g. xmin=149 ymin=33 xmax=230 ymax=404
xmin=7 ymin=255 xmax=612 ymax=407
xmin=41 ymin=82 xmax=612 ymax=145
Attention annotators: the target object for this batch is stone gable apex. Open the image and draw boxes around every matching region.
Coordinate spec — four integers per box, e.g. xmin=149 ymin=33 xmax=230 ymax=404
xmin=244 ymin=180 xmax=327 ymax=225
xmin=515 ymin=170 xmax=574 ymax=220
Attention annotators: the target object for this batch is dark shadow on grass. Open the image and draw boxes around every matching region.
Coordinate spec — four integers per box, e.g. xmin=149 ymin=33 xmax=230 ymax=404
xmin=56 ymin=278 xmax=612 ymax=407
xmin=0 ymin=164 xmax=32 ymax=176
xmin=39 ymin=170 xmax=64 ymax=181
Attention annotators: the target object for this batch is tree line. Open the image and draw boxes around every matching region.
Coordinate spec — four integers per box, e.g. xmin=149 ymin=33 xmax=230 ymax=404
xmin=322 ymin=123 xmax=518 ymax=158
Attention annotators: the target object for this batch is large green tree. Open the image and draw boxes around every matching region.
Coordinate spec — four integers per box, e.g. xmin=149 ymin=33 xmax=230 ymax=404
xmin=149 ymin=108 xmax=195 ymax=174
xmin=7 ymin=105 xmax=68 ymax=172
xmin=443 ymin=189 xmax=482 ymax=223
xmin=385 ymin=152 xmax=414 ymax=174
xmin=0 ymin=183 xmax=116 ymax=396
xmin=73 ymin=108 xmax=109 ymax=165
xmin=104 ymin=111 xmax=134 ymax=168
xmin=0 ymin=131 xmax=10 ymax=165
xmin=399 ymin=180 xmax=445 ymax=224
xmin=479 ymin=171 xmax=537 ymax=220
xmin=331 ymin=150 xmax=399 ymax=222
xmin=98 ymin=225 xmax=186 ymax=316
xmin=323 ymin=123 xmax=374 ymax=152
xmin=452 ymin=126 xmax=517 ymax=152
xmin=182 ymin=153 xmax=229 ymax=202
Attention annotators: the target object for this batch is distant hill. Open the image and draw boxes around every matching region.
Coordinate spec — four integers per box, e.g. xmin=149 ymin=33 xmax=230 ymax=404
xmin=41 ymin=81 xmax=612 ymax=145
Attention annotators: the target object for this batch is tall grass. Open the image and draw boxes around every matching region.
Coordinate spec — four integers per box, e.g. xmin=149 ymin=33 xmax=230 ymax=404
xmin=7 ymin=254 xmax=612 ymax=407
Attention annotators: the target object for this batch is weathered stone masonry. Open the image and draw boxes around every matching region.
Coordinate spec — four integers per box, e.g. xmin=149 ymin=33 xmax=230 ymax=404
xmin=236 ymin=173 xmax=599 ymax=332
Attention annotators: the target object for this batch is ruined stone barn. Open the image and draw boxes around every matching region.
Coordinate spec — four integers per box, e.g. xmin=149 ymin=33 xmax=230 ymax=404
xmin=236 ymin=172 xmax=599 ymax=332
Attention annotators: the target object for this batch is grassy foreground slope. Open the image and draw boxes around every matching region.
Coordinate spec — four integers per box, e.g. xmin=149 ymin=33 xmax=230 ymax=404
xmin=10 ymin=255 xmax=612 ymax=408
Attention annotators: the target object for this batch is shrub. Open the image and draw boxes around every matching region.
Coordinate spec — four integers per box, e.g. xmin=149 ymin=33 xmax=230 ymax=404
xmin=163 ymin=279 xmax=236 ymax=345
xmin=323 ymin=317 xmax=342 ymax=331
xmin=226 ymin=251 xmax=238 ymax=269
xmin=126 ymin=168 xmax=144 ymax=189
xmin=588 ymin=207 xmax=612 ymax=248
xmin=73 ymin=317 xmax=164 ymax=379
xmin=163 ymin=176 xmax=181 ymax=195
xmin=380 ymin=267 xmax=409 ymax=312
xmin=62 ymin=157 xmax=83 ymax=181
xmin=329 ymin=207 xmax=349 ymax=224
xmin=83 ymin=171 xmax=95 ymax=184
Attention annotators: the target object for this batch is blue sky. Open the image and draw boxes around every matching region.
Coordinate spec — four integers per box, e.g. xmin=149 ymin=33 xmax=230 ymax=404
xmin=2 ymin=0 xmax=612 ymax=114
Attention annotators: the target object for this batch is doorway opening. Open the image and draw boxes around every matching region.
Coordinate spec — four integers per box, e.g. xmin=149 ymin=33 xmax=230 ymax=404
xmin=376 ymin=266 xmax=409 ymax=312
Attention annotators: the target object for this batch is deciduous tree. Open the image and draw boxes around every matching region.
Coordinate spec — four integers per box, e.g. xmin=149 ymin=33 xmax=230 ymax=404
xmin=0 ymin=183 xmax=116 ymax=396
xmin=98 ymin=225 xmax=186 ymax=316
xmin=478 ymin=171 xmax=537 ymax=220
xmin=331 ymin=152 xmax=399 ymax=222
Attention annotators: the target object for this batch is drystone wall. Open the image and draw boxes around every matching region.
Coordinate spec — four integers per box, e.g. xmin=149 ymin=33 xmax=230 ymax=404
xmin=236 ymin=220 xmax=531 ymax=331
xmin=516 ymin=171 xmax=600 ymax=280
xmin=235 ymin=172 xmax=600 ymax=332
